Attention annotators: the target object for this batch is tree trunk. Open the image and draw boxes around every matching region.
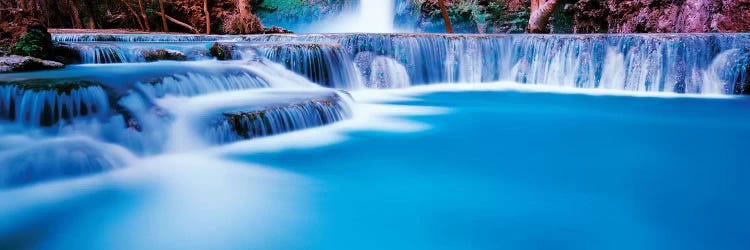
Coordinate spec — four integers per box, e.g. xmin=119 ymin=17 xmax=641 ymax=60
xmin=158 ymin=0 xmax=169 ymax=32
xmin=83 ymin=0 xmax=96 ymax=29
xmin=237 ymin=0 xmax=251 ymax=18
xmin=438 ymin=0 xmax=453 ymax=33
xmin=119 ymin=0 xmax=145 ymax=30
xmin=526 ymin=0 xmax=558 ymax=33
xmin=154 ymin=11 xmax=199 ymax=33
xmin=204 ymin=0 xmax=211 ymax=34
xmin=138 ymin=0 xmax=151 ymax=32
xmin=69 ymin=0 xmax=83 ymax=29
xmin=19 ymin=0 xmax=26 ymax=9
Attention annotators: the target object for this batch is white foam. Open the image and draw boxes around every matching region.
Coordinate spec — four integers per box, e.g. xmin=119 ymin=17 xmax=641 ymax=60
xmin=361 ymin=81 xmax=736 ymax=99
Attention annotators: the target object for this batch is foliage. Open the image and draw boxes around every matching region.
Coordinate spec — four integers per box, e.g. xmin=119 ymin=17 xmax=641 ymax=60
xmin=407 ymin=0 xmax=530 ymax=33
xmin=252 ymin=0 xmax=353 ymax=29
xmin=549 ymin=0 xmax=574 ymax=33
xmin=13 ymin=29 xmax=50 ymax=58
xmin=485 ymin=1 xmax=529 ymax=33
xmin=222 ymin=13 xmax=264 ymax=34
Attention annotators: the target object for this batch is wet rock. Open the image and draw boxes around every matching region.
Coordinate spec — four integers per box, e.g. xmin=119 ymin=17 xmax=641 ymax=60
xmin=213 ymin=93 xmax=350 ymax=143
xmin=354 ymin=51 xmax=377 ymax=84
xmin=51 ymin=42 xmax=82 ymax=64
xmin=12 ymin=20 xmax=54 ymax=59
xmin=574 ymin=0 xmax=750 ymax=33
xmin=209 ymin=42 xmax=233 ymax=60
xmin=142 ymin=49 xmax=187 ymax=62
xmin=263 ymin=26 xmax=293 ymax=34
xmin=0 ymin=55 xmax=63 ymax=73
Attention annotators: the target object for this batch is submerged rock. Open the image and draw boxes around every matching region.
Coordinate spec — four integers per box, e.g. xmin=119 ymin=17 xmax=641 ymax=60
xmin=0 ymin=137 xmax=132 ymax=189
xmin=142 ymin=49 xmax=187 ymax=62
xmin=0 ymin=55 xmax=64 ymax=73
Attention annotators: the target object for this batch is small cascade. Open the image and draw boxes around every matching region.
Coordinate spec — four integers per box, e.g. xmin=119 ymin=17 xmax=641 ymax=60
xmin=367 ymin=56 xmax=411 ymax=88
xmin=0 ymin=55 xmax=355 ymax=188
xmin=76 ymin=44 xmax=144 ymax=64
xmin=205 ymin=92 xmax=352 ymax=144
xmin=52 ymin=34 xmax=238 ymax=42
xmin=0 ymin=136 xmax=134 ymax=188
xmin=254 ymin=42 xmax=363 ymax=89
xmin=69 ymin=43 xmax=209 ymax=64
xmin=0 ymin=81 xmax=110 ymax=127
xmin=701 ymin=49 xmax=750 ymax=94
xmin=138 ymin=72 xmax=269 ymax=98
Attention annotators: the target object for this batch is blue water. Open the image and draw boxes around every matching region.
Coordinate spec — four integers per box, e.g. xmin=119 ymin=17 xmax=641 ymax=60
xmin=1 ymin=89 xmax=749 ymax=249
xmin=239 ymin=90 xmax=750 ymax=250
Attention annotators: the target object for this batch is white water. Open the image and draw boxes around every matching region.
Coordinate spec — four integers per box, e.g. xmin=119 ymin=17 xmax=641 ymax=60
xmin=308 ymin=0 xmax=395 ymax=33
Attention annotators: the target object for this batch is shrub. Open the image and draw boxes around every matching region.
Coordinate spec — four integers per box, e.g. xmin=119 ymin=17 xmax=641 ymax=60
xmin=13 ymin=28 xmax=50 ymax=58
xmin=222 ymin=13 xmax=264 ymax=34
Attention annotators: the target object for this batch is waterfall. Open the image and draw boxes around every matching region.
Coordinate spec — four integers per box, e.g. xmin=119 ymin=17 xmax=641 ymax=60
xmin=255 ymin=42 xmax=364 ymax=89
xmin=0 ymin=61 xmax=352 ymax=187
xmin=137 ymin=72 xmax=270 ymax=98
xmin=367 ymin=56 xmax=411 ymax=89
xmin=1 ymin=32 xmax=747 ymax=188
xmin=204 ymin=92 xmax=353 ymax=144
xmin=52 ymin=33 xmax=750 ymax=94
xmin=305 ymin=0 xmax=396 ymax=33
xmin=0 ymin=82 xmax=111 ymax=127
xmin=359 ymin=0 xmax=395 ymax=33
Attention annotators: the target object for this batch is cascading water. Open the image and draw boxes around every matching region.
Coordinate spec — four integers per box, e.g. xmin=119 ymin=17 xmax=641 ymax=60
xmin=204 ymin=91 xmax=353 ymax=144
xmin=253 ymin=42 xmax=364 ymax=89
xmin=53 ymin=33 xmax=750 ymax=94
xmin=358 ymin=0 xmax=396 ymax=33
xmin=2 ymin=32 xmax=748 ymax=187
xmin=0 ymin=57 xmax=353 ymax=187
xmin=4 ymin=27 xmax=750 ymax=249
xmin=304 ymin=0 xmax=397 ymax=33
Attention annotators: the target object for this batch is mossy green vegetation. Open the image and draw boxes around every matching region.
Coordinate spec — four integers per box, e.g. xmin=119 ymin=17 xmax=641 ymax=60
xmin=13 ymin=29 xmax=51 ymax=58
xmin=405 ymin=0 xmax=530 ymax=33
xmin=252 ymin=0 xmax=353 ymax=29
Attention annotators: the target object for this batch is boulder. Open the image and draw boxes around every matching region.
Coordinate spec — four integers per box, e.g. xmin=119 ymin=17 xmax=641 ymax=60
xmin=263 ymin=26 xmax=293 ymax=34
xmin=209 ymin=42 xmax=234 ymax=60
xmin=52 ymin=42 xmax=83 ymax=64
xmin=142 ymin=49 xmax=187 ymax=62
xmin=0 ymin=55 xmax=63 ymax=73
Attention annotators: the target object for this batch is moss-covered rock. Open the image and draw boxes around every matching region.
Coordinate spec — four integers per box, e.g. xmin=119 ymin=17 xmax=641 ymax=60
xmin=12 ymin=22 xmax=54 ymax=59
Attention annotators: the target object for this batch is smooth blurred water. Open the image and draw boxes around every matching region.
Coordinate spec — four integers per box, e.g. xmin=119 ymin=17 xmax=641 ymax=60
xmin=238 ymin=89 xmax=750 ymax=250
xmin=4 ymin=88 xmax=747 ymax=249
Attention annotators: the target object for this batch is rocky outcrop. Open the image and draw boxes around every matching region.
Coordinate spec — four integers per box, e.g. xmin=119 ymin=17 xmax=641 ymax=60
xmin=395 ymin=0 xmax=750 ymax=33
xmin=589 ymin=0 xmax=750 ymax=33
xmin=209 ymin=42 xmax=234 ymax=60
xmin=142 ymin=49 xmax=187 ymax=61
xmin=263 ymin=26 xmax=294 ymax=34
xmin=0 ymin=55 xmax=64 ymax=73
